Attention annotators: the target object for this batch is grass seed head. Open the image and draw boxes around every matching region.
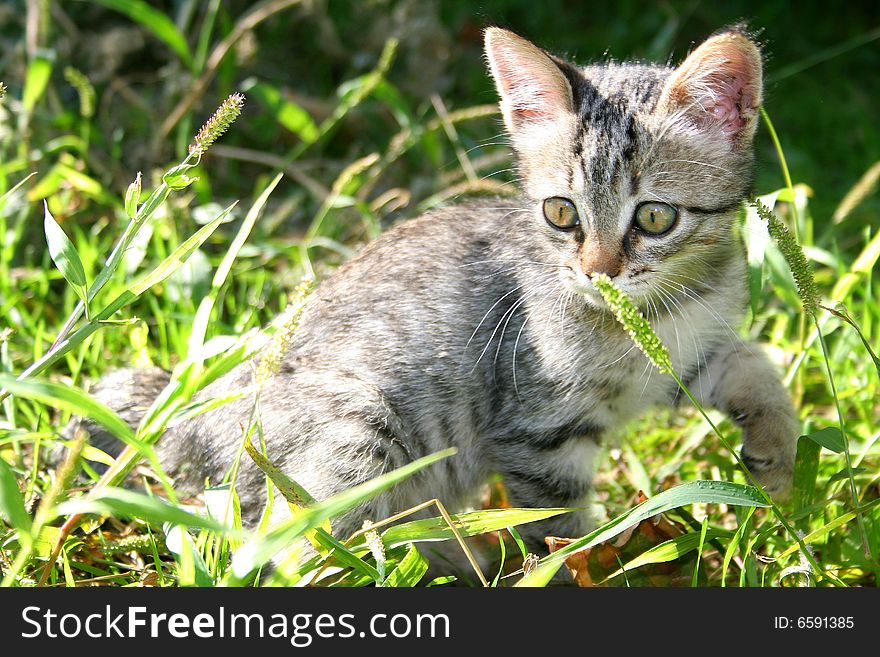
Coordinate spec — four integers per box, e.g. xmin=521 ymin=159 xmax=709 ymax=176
xmin=752 ymin=199 xmax=819 ymax=315
xmin=190 ymin=92 xmax=245 ymax=156
xmin=362 ymin=520 xmax=386 ymax=579
xmin=591 ymin=273 xmax=673 ymax=374
xmin=63 ymin=67 xmax=95 ymax=118
xmin=255 ymin=277 xmax=314 ymax=385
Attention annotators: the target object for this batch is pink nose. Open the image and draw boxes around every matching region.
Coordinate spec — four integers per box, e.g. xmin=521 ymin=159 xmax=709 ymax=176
xmin=579 ymin=245 xmax=622 ymax=278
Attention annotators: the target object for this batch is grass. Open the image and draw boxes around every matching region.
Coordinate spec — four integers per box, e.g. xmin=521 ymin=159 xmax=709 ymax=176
xmin=0 ymin=2 xmax=878 ymax=587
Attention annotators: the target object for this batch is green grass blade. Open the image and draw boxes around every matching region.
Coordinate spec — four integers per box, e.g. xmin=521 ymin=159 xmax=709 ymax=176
xmin=43 ymin=203 xmax=88 ymax=304
xmin=88 ymin=0 xmax=193 ymax=67
xmin=824 ymin=305 xmax=880 ymax=383
xmin=347 ymin=507 xmax=572 ymax=553
xmin=167 ymin=389 xmax=252 ymax=428
xmin=0 ymin=458 xmax=32 ymax=536
xmin=383 ymin=543 xmax=428 ymax=587
xmin=692 ymin=516 xmax=710 ymax=587
xmin=243 ymin=79 xmax=319 ymax=143
xmin=189 ymin=175 xmax=282 ymax=358
xmin=517 ymin=481 xmax=767 ymax=587
xmin=507 ymin=525 xmax=528 ymax=560
xmin=212 ymin=174 xmax=283 ymax=290
xmin=0 ymin=172 xmax=37 ymax=209
xmin=310 ymin=529 xmax=381 ymax=582
xmin=793 ymin=436 xmax=821 ymax=529
xmin=55 ymin=487 xmax=233 ymax=533
xmin=721 ymin=506 xmax=756 ymax=587
xmin=165 ymin=523 xmax=214 ymax=586
xmin=602 ymin=528 xmax=731 ymax=584
xmin=0 ymin=374 xmax=142 ymax=451
xmin=228 ymin=448 xmax=456 ymax=580
xmin=806 ymin=427 xmax=846 ymax=454
xmin=775 ymin=498 xmax=880 ymax=561
xmin=22 ymin=52 xmax=53 ymax=117
xmin=128 ymin=202 xmax=236 ymax=296
xmin=86 ymin=185 xmax=171 ymax=304
xmin=243 ymin=433 xmax=316 ymax=508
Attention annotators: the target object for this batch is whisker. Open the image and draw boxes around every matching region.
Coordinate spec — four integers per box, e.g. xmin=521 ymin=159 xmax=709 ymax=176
xmin=470 ymin=275 xmax=557 ymax=373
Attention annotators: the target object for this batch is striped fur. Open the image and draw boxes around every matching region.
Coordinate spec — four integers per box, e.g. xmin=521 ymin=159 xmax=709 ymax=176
xmin=75 ymin=27 xmax=797 ymax=560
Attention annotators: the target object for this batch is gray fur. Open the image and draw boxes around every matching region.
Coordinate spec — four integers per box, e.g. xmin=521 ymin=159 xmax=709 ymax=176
xmin=74 ymin=28 xmax=797 ymax=557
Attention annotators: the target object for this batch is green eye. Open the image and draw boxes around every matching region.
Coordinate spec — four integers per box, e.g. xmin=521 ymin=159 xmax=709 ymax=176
xmin=634 ymin=202 xmax=677 ymax=235
xmin=543 ymin=197 xmax=580 ymax=230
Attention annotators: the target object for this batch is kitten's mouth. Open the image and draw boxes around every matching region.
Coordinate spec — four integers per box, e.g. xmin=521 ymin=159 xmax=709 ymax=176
xmin=571 ymin=281 xmax=606 ymax=305
xmin=564 ymin=269 xmax=646 ymax=309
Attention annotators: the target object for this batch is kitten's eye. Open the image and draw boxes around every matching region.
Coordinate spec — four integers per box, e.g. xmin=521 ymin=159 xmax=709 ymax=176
xmin=543 ymin=197 xmax=580 ymax=230
xmin=634 ymin=202 xmax=677 ymax=235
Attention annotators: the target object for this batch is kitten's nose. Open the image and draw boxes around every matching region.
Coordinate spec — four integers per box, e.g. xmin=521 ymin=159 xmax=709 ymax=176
xmin=579 ymin=244 xmax=623 ymax=278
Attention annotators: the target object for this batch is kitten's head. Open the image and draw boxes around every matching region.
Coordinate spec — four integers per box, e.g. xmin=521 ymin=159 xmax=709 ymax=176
xmin=485 ymin=27 xmax=762 ymax=307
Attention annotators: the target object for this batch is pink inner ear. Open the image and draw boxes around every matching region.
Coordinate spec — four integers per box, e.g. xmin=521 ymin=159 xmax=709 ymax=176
xmin=495 ymin=53 xmax=567 ymax=123
xmin=488 ymin=33 xmax=572 ymax=126
xmin=665 ymin=34 xmax=762 ymax=138
xmin=706 ymin=74 xmax=756 ymax=134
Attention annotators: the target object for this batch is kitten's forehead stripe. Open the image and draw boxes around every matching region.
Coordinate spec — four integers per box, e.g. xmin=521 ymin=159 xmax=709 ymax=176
xmin=564 ymin=65 xmax=672 ymax=226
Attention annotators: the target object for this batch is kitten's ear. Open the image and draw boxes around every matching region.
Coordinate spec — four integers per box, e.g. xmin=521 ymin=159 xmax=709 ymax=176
xmin=484 ymin=28 xmax=574 ymax=133
xmin=658 ymin=29 xmax=763 ymax=143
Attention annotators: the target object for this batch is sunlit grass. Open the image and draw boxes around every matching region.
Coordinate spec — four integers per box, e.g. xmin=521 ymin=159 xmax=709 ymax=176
xmin=0 ymin=4 xmax=877 ymax=588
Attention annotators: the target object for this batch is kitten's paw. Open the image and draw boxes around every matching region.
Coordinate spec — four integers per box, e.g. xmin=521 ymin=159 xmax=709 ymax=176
xmin=740 ymin=412 xmax=798 ymax=499
xmin=741 ymin=450 xmax=794 ymax=498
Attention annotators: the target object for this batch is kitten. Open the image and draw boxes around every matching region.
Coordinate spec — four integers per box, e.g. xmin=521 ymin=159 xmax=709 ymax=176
xmin=75 ymin=27 xmax=798 ymax=558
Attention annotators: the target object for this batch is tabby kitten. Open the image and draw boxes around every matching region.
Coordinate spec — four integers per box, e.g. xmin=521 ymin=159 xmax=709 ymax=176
xmin=79 ymin=27 xmax=798 ymax=556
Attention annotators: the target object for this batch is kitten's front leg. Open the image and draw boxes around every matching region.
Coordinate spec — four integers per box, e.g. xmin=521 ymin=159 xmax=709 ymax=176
xmin=686 ymin=339 xmax=799 ymax=497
